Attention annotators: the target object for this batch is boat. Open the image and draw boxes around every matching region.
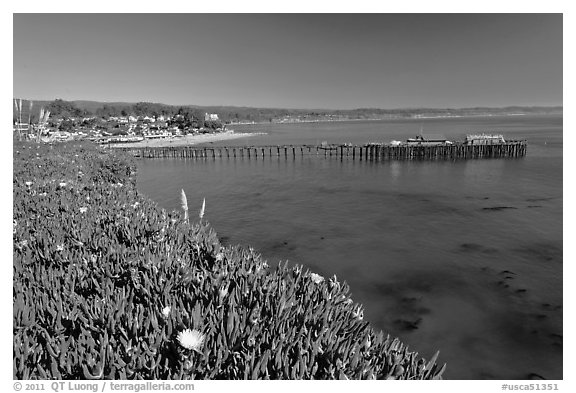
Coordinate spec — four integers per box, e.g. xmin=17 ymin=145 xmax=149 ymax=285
xmin=405 ymin=134 xmax=452 ymax=146
xmin=102 ymin=136 xmax=145 ymax=144
xmin=404 ymin=126 xmax=452 ymax=146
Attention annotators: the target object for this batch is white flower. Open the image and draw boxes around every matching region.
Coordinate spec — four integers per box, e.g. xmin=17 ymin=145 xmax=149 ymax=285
xmin=25 ymin=181 xmax=33 ymax=187
xmin=79 ymin=207 xmax=88 ymax=214
xmin=56 ymin=244 xmax=64 ymax=252
xmin=59 ymin=182 xmax=67 ymax=187
xmin=215 ymin=252 xmax=224 ymax=262
xmin=132 ymin=202 xmax=140 ymax=209
xmin=162 ymin=306 xmax=171 ymax=318
xmin=177 ymin=329 xmax=205 ymax=353
xmin=116 ymin=182 xmax=123 ymax=187
xmin=310 ymin=273 xmax=324 ymax=284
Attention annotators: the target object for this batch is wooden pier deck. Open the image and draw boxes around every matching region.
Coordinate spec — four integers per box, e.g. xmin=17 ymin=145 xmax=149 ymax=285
xmin=118 ymin=141 xmax=527 ymax=161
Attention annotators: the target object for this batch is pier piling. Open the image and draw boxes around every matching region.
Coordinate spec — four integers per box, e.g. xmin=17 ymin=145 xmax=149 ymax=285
xmin=121 ymin=141 xmax=527 ymax=162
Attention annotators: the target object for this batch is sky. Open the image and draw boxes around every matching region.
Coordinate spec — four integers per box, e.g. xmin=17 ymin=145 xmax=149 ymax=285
xmin=13 ymin=13 xmax=563 ymax=109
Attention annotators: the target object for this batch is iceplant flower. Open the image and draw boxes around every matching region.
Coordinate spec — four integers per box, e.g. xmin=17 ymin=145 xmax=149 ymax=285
xmin=56 ymin=244 xmax=64 ymax=252
xmin=59 ymin=182 xmax=67 ymax=188
xmin=310 ymin=273 xmax=324 ymax=284
xmin=177 ymin=329 xmax=205 ymax=354
xmin=161 ymin=306 xmax=171 ymax=318
xmin=25 ymin=181 xmax=33 ymax=187
xmin=79 ymin=207 xmax=88 ymax=214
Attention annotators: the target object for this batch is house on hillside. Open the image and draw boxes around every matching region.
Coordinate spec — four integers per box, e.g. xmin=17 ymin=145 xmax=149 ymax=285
xmin=205 ymin=113 xmax=219 ymax=121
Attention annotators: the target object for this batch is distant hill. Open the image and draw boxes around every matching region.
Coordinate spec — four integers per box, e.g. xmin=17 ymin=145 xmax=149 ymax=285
xmin=72 ymin=100 xmax=136 ymax=113
xmin=13 ymin=97 xmax=562 ymax=124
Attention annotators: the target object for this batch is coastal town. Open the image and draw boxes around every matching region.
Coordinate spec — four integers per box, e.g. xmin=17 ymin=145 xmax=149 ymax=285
xmin=13 ymin=105 xmax=228 ymax=143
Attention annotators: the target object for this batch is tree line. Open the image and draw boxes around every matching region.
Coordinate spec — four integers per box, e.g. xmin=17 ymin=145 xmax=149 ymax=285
xmin=14 ymin=98 xmax=563 ymax=125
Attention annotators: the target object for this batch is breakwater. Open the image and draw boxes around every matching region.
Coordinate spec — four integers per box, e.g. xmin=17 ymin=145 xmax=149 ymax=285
xmin=118 ymin=141 xmax=527 ymax=160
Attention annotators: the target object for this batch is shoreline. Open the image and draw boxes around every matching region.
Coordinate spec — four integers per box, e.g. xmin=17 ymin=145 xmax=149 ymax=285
xmin=229 ymin=112 xmax=561 ymax=126
xmin=108 ymin=131 xmax=263 ymax=149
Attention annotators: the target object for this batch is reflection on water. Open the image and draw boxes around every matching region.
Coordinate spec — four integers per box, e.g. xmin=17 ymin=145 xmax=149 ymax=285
xmin=389 ymin=161 xmax=402 ymax=181
xmin=136 ymin=115 xmax=562 ymax=379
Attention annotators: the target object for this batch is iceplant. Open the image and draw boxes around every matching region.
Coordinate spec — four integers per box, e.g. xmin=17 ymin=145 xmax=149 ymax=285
xmin=352 ymin=305 xmax=364 ymax=321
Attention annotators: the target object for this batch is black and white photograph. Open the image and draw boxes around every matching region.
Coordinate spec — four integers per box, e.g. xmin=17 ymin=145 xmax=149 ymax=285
xmin=10 ymin=6 xmax=565 ymax=389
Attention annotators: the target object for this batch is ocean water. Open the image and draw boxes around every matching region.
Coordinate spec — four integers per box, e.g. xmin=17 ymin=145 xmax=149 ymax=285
xmin=136 ymin=115 xmax=563 ymax=379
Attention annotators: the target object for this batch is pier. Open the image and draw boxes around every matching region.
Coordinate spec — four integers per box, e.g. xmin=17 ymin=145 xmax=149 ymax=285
xmin=117 ymin=141 xmax=527 ymax=161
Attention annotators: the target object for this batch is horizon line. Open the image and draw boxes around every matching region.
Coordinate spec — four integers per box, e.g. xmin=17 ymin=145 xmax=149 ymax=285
xmin=12 ymin=97 xmax=563 ymax=112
